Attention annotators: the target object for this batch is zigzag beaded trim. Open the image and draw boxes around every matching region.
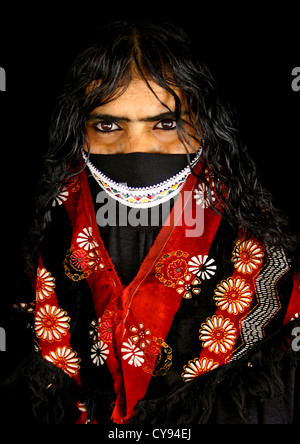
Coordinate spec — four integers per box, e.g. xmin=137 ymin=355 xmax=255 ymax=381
xmin=82 ymin=149 xmax=202 ymax=209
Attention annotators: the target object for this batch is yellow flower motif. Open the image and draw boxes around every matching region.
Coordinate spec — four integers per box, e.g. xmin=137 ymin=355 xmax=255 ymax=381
xmin=199 ymin=315 xmax=237 ymax=354
xmin=182 ymin=357 xmax=219 ymax=382
xmin=44 ymin=346 xmax=81 ymax=377
xmin=214 ymin=277 xmax=253 ymax=315
xmin=35 ymin=305 xmax=70 ymax=342
xmin=36 ymin=268 xmax=56 ymax=301
xmin=232 ymin=240 xmax=264 ymax=274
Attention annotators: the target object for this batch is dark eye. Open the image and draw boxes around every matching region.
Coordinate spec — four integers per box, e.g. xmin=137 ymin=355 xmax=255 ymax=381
xmin=95 ymin=122 xmax=121 ymax=132
xmin=154 ymin=119 xmax=177 ymax=130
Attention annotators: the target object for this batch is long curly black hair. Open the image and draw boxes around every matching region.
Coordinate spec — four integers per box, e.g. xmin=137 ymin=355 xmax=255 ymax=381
xmin=27 ymin=20 xmax=299 ymax=270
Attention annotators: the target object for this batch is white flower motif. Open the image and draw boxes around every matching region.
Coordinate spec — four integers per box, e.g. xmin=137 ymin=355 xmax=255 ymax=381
xmin=121 ymin=339 xmax=145 ymax=367
xmin=194 ymin=182 xmax=216 ymax=209
xmin=188 ymin=255 xmax=217 ymax=280
xmin=90 ymin=341 xmax=109 ymax=366
xmin=52 ymin=187 xmax=69 ymax=207
xmin=76 ymin=227 xmax=99 ymax=251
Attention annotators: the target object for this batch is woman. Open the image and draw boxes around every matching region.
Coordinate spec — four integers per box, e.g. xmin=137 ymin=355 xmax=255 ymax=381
xmin=8 ymin=20 xmax=300 ymax=424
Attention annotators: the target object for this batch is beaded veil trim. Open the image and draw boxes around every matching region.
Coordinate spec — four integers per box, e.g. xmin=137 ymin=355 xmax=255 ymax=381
xmin=82 ymin=148 xmax=202 ymax=208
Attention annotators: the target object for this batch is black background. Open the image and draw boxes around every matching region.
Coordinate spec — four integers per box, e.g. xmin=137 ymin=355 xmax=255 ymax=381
xmin=0 ymin=4 xmax=299 ymax=381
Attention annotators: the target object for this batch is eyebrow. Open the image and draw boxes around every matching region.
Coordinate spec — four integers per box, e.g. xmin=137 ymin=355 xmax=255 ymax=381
xmin=88 ymin=111 xmax=178 ymax=123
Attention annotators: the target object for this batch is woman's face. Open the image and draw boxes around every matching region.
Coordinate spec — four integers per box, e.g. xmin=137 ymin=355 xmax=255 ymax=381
xmin=84 ymin=77 xmax=199 ymax=155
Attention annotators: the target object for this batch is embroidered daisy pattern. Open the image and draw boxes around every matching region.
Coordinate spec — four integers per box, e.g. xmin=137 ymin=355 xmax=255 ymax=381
xmin=188 ymin=255 xmax=217 ymax=280
xmin=121 ymin=339 xmax=145 ymax=367
xmin=214 ymin=278 xmax=253 ymax=315
xmin=44 ymin=346 xmax=81 ymax=377
xmin=232 ymin=239 xmax=264 ymax=275
xmin=36 ymin=268 xmax=56 ymax=301
xmin=199 ymin=315 xmax=237 ymax=354
xmin=182 ymin=357 xmax=219 ymax=382
xmin=90 ymin=341 xmax=109 ymax=366
xmin=35 ymin=305 xmax=70 ymax=342
xmin=77 ymin=227 xmax=99 ymax=251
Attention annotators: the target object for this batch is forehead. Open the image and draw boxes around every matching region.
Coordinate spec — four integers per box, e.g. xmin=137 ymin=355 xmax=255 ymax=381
xmin=91 ymin=77 xmax=180 ymax=119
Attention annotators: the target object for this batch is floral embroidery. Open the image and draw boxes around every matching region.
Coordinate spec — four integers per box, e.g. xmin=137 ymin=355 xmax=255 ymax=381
xmin=155 ymin=250 xmax=203 ymax=299
xmin=77 ymin=227 xmax=99 ymax=251
xmin=100 ymin=319 xmax=114 ymax=343
xmin=194 ymin=182 xmax=216 ymax=209
xmin=89 ymin=319 xmax=99 ymax=343
xmin=155 ymin=250 xmax=190 ymax=288
xmin=87 ymin=249 xmax=105 ymax=271
xmin=36 ymin=268 xmax=56 ymax=301
xmin=35 ymin=305 xmax=70 ymax=342
xmin=144 ymin=345 xmax=161 ymax=371
xmin=44 ymin=346 xmax=81 ymax=377
xmin=182 ymin=357 xmax=219 ymax=382
xmin=71 ymin=250 xmax=89 ymax=271
xmin=214 ymin=278 xmax=253 ymax=315
xmin=64 ymin=247 xmax=105 ymax=282
xmin=167 ymin=259 xmax=188 ymax=280
xmin=14 ymin=301 xmax=35 ymax=314
xmin=52 ymin=187 xmax=69 ymax=207
xmin=232 ymin=240 xmax=264 ymax=274
xmin=64 ymin=250 xmax=88 ymax=281
xmin=188 ymin=255 xmax=217 ymax=280
xmin=66 ymin=175 xmax=80 ymax=193
xmin=176 ymin=276 xmax=201 ymax=299
xmin=90 ymin=341 xmax=109 ymax=366
xmin=70 ymin=249 xmax=105 ymax=273
xmin=97 ymin=311 xmax=116 ymax=344
xmin=130 ymin=323 xmax=151 ymax=350
xmin=199 ymin=315 xmax=237 ymax=354
xmin=121 ymin=339 xmax=145 ymax=367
